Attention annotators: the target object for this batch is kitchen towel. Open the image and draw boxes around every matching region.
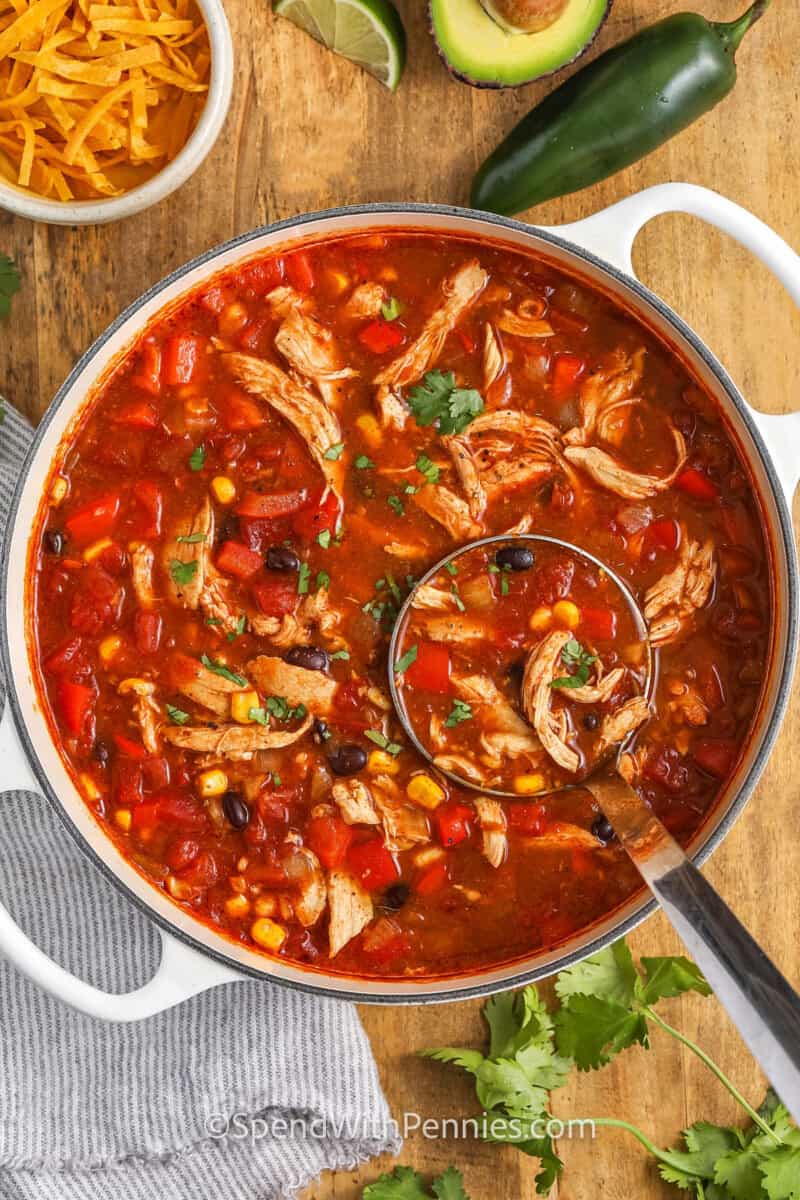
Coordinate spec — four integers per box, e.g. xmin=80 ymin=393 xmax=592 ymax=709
xmin=0 ymin=404 xmax=401 ymax=1200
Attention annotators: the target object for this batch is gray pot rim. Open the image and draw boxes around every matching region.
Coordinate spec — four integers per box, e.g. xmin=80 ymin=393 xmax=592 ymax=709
xmin=3 ymin=200 xmax=797 ymax=1005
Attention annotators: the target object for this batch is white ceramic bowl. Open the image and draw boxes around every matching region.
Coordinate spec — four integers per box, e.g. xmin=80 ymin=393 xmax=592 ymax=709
xmin=0 ymin=0 xmax=234 ymax=226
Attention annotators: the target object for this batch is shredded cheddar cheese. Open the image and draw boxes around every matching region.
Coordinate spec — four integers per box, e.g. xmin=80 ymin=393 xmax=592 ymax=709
xmin=0 ymin=0 xmax=210 ymax=200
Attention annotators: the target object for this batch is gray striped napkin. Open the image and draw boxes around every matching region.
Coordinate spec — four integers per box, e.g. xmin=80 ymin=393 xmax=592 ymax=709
xmin=0 ymin=405 xmax=400 ymax=1200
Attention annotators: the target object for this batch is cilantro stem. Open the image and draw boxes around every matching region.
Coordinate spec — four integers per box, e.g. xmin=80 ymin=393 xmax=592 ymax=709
xmin=643 ymin=1007 xmax=781 ymax=1144
xmin=570 ymin=1117 xmax=685 ymax=1170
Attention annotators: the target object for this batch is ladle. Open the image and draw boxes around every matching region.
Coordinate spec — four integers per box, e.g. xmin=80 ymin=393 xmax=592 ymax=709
xmin=389 ymin=534 xmax=800 ymax=1119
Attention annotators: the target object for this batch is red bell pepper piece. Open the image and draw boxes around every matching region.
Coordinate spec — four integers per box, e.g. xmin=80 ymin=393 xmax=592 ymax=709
xmin=435 ymin=802 xmax=473 ymax=848
xmin=113 ymin=732 xmax=148 ymax=759
xmin=403 ymin=641 xmax=451 ymax=694
xmin=235 ymin=489 xmax=309 ymax=519
xmin=580 ymin=607 xmax=618 ymax=642
xmin=130 ymin=800 xmax=158 ymax=836
xmin=507 ymin=802 xmax=548 ymax=836
xmin=133 ymin=610 xmax=162 ymax=655
xmin=347 ymin=838 xmax=400 ymax=892
xmin=167 ymin=836 xmax=201 ymax=872
xmin=239 ymin=257 xmax=285 ymax=295
xmin=141 ymin=756 xmax=170 ymax=792
xmin=692 ymin=738 xmax=738 ymax=780
xmin=133 ymin=480 xmax=163 ymax=539
xmin=216 ymin=540 xmax=264 ymax=580
xmin=252 ymin=576 xmax=298 ymax=617
xmin=43 ymin=636 xmax=84 ymax=675
xmin=114 ymin=759 xmax=143 ymax=808
xmin=305 ymin=813 xmax=354 ymax=870
xmin=114 ymin=401 xmax=158 ymax=430
xmin=647 ymin=518 xmax=681 ymax=552
xmin=414 ymin=860 xmax=450 ymax=896
xmin=291 ymin=490 xmax=340 ymax=541
xmin=56 ymin=679 xmax=94 ymax=736
xmin=675 ymin=466 xmax=719 ymax=502
xmin=130 ymin=342 xmax=162 ymax=396
xmin=161 ymin=334 xmax=208 ymax=386
xmin=285 ymin=251 xmax=315 ymax=292
xmin=65 ymin=493 xmax=120 ymax=543
xmin=152 ymin=788 xmax=207 ymax=829
xmin=221 ymin=383 xmax=265 ymax=431
xmin=198 ymin=283 xmax=235 ymax=315
xmin=358 ymin=319 xmax=405 ymax=354
xmin=551 ymin=353 xmax=586 ymax=399
xmin=237 ymin=316 xmax=272 ymax=354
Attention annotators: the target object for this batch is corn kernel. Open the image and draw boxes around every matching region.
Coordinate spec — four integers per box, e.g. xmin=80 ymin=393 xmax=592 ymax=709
xmin=82 ymin=536 xmax=112 ymax=563
xmin=230 ymin=689 xmax=260 ymax=724
xmin=167 ymin=875 xmax=198 ymax=901
xmin=356 ymin=412 xmax=381 ymax=447
xmin=250 ymin=917 xmax=287 ymax=952
xmin=49 ymin=475 xmax=68 ymax=506
xmin=553 ymin=599 xmax=581 ymax=630
xmin=406 ymin=773 xmax=445 ymax=810
xmin=184 ymin=394 xmax=209 ymax=417
xmin=367 ymin=749 xmax=400 ymax=776
xmin=80 ymin=773 xmax=101 ymax=801
xmin=325 ymin=268 xmax=350 ymax=295
xmin=254 ymin=895 xmax=278 ymax=918
xmin=196 ymin=768 xmax=228 ymax=798
xmin=114 ymin=808 xmax=132 ymax=832
xmin=229 ymin=874 xmax=247 ymax=894
xmin=413 ymin=845 xmax=445 ymax=869
xmin=99 ymin=635 xmax=122 ymax=664
xmin=225 ymin=894 xmax=250 ymax=919
xmin=218 ymin=301 xmax=249 ymax=337
xmin=529 ymin=606 xmax=553 ymax=633
xmin=379 ymin=266 xmax=398 ymax=283
xmin=211 ymin=475 xmax=236 ymax=505
xmin=513 ymin=773 xmax=547 ymax=796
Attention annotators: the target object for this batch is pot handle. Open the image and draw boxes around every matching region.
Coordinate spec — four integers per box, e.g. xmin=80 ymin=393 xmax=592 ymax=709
xmin=0 ymin=702 xmax=244 ymax=1021
xmin=551 ymin=183 xmax=800 ymax=499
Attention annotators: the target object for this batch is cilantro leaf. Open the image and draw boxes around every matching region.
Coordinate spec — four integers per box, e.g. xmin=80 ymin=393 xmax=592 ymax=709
xmin=324 ymin=442 xmax=344 ymax=460
xmin=640 ymin=955 xmax=712 ymax=1005
xmin=355 ymin=454 xmax=375 ymax=470
xmin=555 ymin=994 xmax=649 ymax=1070
xmin=380 ymin=296 xmax=402 ymax=322
xmin=0 ymin=254 xmax=20 ymax=318
xmin=551 ymin=637 xmax=597 ymax=690
xmin=169 ymin=558 xmax=198 ymax=587
xmin=658 ymin=1122 xmax=742 ymax=1190
xmin=394 ymin=644 xmax=418 ymax=674
xmin=444 ymin=698 xmax=472 ymax=728
xmin=297 ymin=561 xmax=311 ymax=594
xmin=317 ymin=529 xmax=331 ymax=549
xmin=330 ymin=649 xmax=350 ymax=660
xmin=365 ymin=729 xmax=402 ymax=756
xmin=388 ymin=495 xmax=405 ymax=516
xmin=407 ymin=370 xmax=484 ymax=436
xmin=431 ymin=1168 xmax=470 ymax=1200
xmin=189 ymin=444 xmax=206 ymax=471
xmin=420 ymin=1046 xmax=485 ymax=1076
xmin=265 ymin=695 xmax=306 ymax=722
xmin=555 ymin=940 xmax=640 ymax=1008
xmin=416 ymin=454 xmax=440 ymax=485
xmin=249 ymin=706 xmax=269 ymax=726
xmin=760 ymin=1146 xmax=800 ymax=1199
xmin=176 ymin=532 xmax=207 ymax=544
xmin=714 ymin=1145 xmax=768 ymax=1200
xmin=363 ymin=1166 xmax=430 ymax=1200
xmin=316 ymin=569 xmax=330 ymax=591
xmin=227 ymin=614 xmax=246 ymax=642
xmin=199 ymin=655 xmax=247 ymax=687
xmin=165 ymin=703 xmax=190 ymax=725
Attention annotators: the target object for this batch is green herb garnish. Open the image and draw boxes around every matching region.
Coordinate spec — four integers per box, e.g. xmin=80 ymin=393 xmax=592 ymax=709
xmin=364 ymin=1167 xmax=469 ymax=1200
xmin=249 ymin=706 xmax=268 ymax=726
xmin=226 ymin=614 xmax=246 ymax=642
xmin=189 ymin=444 xmax=206 ymax=471
xmin=394 ymin=644 xmax=418 ymax=674
xmin=199 ymin=655 xmax=247 ymax=687
xmin=266 ymin=695 xmax=307 ymax=722
xmin=330 ymin=649 xmax=350 ymax=661
xmin=415 ymin=453 xmax=440 ymax=486
xmin=317 ymin=529 xmax=332 ymax=549
xmin=444 ymin=699 xmax=473 ymax=728
xmin=444 ymin=561 xmax=458 ymax=576
xmin=355 ymin=454 xmax=375 ymax=470
xmin=387 ymin=495 xmax=405 ymax=517
xmin=176 ymin=532 xmax=206 ymax=544
xmin=551 ymin=638 xmax=597 ymax=690
xmin=169 ymin=559 xmax=198 ymax=587
xmin=297 ymin=561 xmax=311 ymax=594
xmin=324 ymin=442 xmax=345 ymax=461
xmin=316 ymin=570 xmax=330 ymax=591
xmin=165 ymin=703 xmax=190 ymax=725
xmin=380 ymin=296 xmax=402 ymax=322
xmin=407 ymin=370 xmax=484 ymax=436
xmin=365 ymin=729 xmax=402 ymax=756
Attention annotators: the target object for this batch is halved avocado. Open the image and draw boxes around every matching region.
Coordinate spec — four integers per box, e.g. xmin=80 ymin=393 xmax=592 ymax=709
xmin=429 ymin=0 xmax=612 ymax=88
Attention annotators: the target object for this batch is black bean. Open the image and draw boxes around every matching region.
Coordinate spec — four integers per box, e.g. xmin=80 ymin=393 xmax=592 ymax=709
xmin=222 ymin=791 xmax=251 ymax=830
xmin=507 ymin=658 xmax=525 ymax=687
xmin=93 ymin=740 xmax=110 ymax=769
xmin=312 ymin=718 xmax=330 ymax=745
xmin=382 ymin=882 xmax=410 ymax=912
xmin=44 ymin=529 xmax=65 ymax=555
xmin=495 ymin=544 xmax=534 ymax=572
xmin=286 ymin=645 xmax=329 ymax=673
xmin=266 ymin=545 xmax=300 ymax=572
xmin=592 ymin=815 xmax=615 ymax=844
xmin=583 ymin=712 xmax=600 ymax=731
xmin=217 ymin=515 xmax=240 ymax=546
xmin=328 ymin=743 xmax=367 ymax=777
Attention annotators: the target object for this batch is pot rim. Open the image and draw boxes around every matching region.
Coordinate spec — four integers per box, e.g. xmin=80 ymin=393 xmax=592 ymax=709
xmin=3 ymin=200 xmax=797 ymax=1004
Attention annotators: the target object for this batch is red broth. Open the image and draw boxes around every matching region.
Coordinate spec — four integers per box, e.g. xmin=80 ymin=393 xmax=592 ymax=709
xmin=29 ymin=232 xmax=771 ymax=978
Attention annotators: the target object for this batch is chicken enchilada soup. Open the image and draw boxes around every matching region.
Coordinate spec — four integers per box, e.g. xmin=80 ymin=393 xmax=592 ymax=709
xmin=30 ymin=232 xmax=771 ymax=977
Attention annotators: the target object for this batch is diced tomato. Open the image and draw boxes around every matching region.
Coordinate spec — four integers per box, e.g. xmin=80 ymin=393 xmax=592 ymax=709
xmin=647 ymin=518 xmax=681 ymax=552
xmin=285 ymin=251 xmax=315 ymax=292
xmin=331 ymin=679 xmax=370 ymax=732
xmin=44 ymin=636 xmax=84 ymax=675
xmin=404 ymin=641 xmax=451 ymax=694
xmin=580 ymin=607 xmax=617 ymax=642
xmin=98 ymin=542 xmax=125 ymax=576
xmin=199 ymin=283 xmax=236 ymax=314
xmin=181 ymin=850 xmax=220 ymax=887
xmin=167 ymin=836 xmax=200 ymax=872
xmin=130 ymin=342 xmax=162 ymax=396
xmin=152 ymin=788 xmax=207 ymax=829
xmin=56 ymin=679 xmax=94 ymax=736
xmin=114 ymin=759 xmax=143 ymax=807
xmin=114 ymin=401 xmax=158 ymax=430
xmin=361 ymin=917 xmax=409 ymax=964
xmin=414 ymin=860 xmax=450 ymax=896
xmin=291 ymin=490 xmax=340 ymax=541
xmin=239 ymin=257 xmax=285 ymax=295
xmin=65 ymin=493 xmax=120 ymax=543
xmin=251 ymin=576 xmax=297 ymax=617
xmin=133 ymin=480 xmax=163 ymax=539
xmin=133 ymin=609 xmax=162 ymax=654
xmin=113 ymin=733 xmax=148 ymax=759
xmin=507 ymin=802 xmax=548 ymax=836
xmin=435 ymin=802 xmax=473 ymax=848
xmin=347 ymin=838 xmax=400 ymax=892
xmin=130 ymin=800 xmax=158 ymax=836
xmin=69 ymin=566 xmax=120 ymax=635
xmin=692 ymin=738 xmax=738 ymax=780
xmin=161 ymin=334 xmax=208 ymax=386
xmin=306 ymin=813 xmax=354 ymax=869
xmin=141 ymin=756 xmax=170 ymax=791
xmin=216 ymin=540 xmax=263 ymax=580
xmin=551 ymin=353 xmax=586 ymax=399
xmin=643 ymin=746 xmax=690 ymax=793
xmin=237 ymin=316 xmax=272 ymax=353
xmin=221 ymin=383 xmax=265 ymax=432
xmin=235 ymin=489 xmax=309 ymax=519
xmin=675 ymin=466 xmax=719 ymax=502
xmin=549 ymin=308 xmax=590 ymax=335
xmin=358 ymin=319 xmax=405 ymax=354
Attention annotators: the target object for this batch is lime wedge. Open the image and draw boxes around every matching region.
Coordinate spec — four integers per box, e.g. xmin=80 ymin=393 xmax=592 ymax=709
xmin=274 ymin=0 xmax=406 ymax=90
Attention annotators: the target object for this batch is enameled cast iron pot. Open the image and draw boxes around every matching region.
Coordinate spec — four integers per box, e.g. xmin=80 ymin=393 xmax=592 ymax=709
xmin=2 ymin=184 xmax=799 ymax=1020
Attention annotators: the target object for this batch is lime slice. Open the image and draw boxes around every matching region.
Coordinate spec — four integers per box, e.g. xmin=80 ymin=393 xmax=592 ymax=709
xmin=274 ymin=0 xmax=406 ymax=90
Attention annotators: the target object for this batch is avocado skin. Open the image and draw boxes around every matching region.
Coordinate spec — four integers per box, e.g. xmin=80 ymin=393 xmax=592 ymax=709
xmin=428 ymin=0 xmax=613 ymax=90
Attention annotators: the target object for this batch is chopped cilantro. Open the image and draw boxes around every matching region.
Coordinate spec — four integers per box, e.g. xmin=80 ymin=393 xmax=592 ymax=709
xmin=266 ymin=695 xmax=307 ymax=722
xmin=189 ymin=444 xmax=206 ymax=471
xmin=169 ymin=558 xmax=198 ymax=587
xmin=248 ymin=706 xmax=268 ymax=726
xmin=330 ymin=649 xmax=350 ymax=660
xmin=176 ymin=532 xmax=206 ymax=544
xmin=551 ymin=638 xmax=597 ymax=690
xmin=407 ymin=370 xmax=484 ymax=436
xmin=385 ymin=572 xmax=402 ymax=604
xmin=451 ymin=584 xmax=466 ymax=612
xmin=387 ymin=495 xmax=405 ymax=517
xmin=316 ymin=570 xmax=330 ymax=591
xmin=324 ymin=441 xmax=345 ymax=461
xmin=317 ymin=529 xmax=332 ymax=549
xmin=355 ymin=454 xmax=375 ymax=470
xmin=205 ymin=617 xmax=222 ymax=626
xmin=297 ymin=561 xmax=311 ymax=594
xmin=415 ymin=454 xmax=440 ymax=486
xmin=403 ymin=483 xmax=418 ymax=495
xmin=365 ymin=729 xmax=402 ymax=756
xmin=165 ymin=703 xmax=190 ymax=725
xmin=199 ymin=655 xmax=247 ymax=687
xmin=444 ymin=561 xmax=458 ymax=576
xmin=500 ymin=573 xmax=510 ymax=597
xmin=380 ymin=296 xmax=402 ymax=322
xmin=226 ymin=614 xmax=246 ymax=642
xmin=394 ymin=644 xmax=418 ymax=674
xmin=444 ymin=698 xmax=473 ymax=728
xmin=271 ymin=772 xmax=282 ymax=787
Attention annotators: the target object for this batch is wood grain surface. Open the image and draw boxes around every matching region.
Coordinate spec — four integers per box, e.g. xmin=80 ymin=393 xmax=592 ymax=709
xmin=2 ymin=2 xmax=798 ymax=1196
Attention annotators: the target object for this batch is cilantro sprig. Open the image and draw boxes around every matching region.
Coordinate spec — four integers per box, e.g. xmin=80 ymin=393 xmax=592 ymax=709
xmin=551 ymin=638 xmax=597 ymax=690
xmin=444 ymin=698 xmax=472 ymax=728
xmin=364 ymin=1166 xmax=469 ymax=1200
xmin=407 ymin=370 xmax=484 ymax=437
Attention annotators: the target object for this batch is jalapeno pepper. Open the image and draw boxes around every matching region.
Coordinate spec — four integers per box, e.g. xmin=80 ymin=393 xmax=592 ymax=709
xmin=471 ymin=1 xmax=769 ymax=216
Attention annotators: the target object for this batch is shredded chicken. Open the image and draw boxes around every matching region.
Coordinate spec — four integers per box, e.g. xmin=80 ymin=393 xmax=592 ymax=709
xmin=564 ymin=427 xmax=687 ymax=501
xmin=412 ymin=484 xmax=481 ymax=541
xmin=265 ymin=285 xmax=307 ymax=318
xmin=566 ymin=665 xmax=626 ymax=705
xmin=384 ymin=540 xmax=431 ymax=559
xmin=171 ymin=653 xmax=243 ymax=718
xmin=447 ymin=410 xmax=573 ymax=515
xmin=433 ymin=754 xmax=485 ymax=782
xmin=117 ymin=678 xmax=161 ymax=754
xmin=521 ymin=822 xmax=600 ymax=850
xmin=453 ymin=673 xmax=537 ymax=744
xmin=274 ymin=307 xmax=357 ymax=409
xmin=482 ymin=323 xmax=505 ymax=391
xmin=594 ymin=697 xmax=651 ymax=756
xmin=162 ymin=714 xmax=313 ymax=759
xmin=667 ymin=681 xmax=710 ymax=727
xmin=130 ymin=543 xmax=156 ymax=610
xmin=327 ymin=869 xmax=373 ymax=957
xmin=418 ymin=614 xmax=487 ymax=643
xmin=375 ymin=384 xmax=409 ymax=431
xmin=250 ymin=589 xmax=342 ymax=648
xmin=564 ymin=350 xmax=646 ymax=447
xmin=332 ymin=779 xmax=380 ymax=826
xmin=372 ymin=775 xmax=430 ymax=851
xmin=644 ymin=534 xmax=716 ymax=647
xmin=521 ymin=631 xmax=581 ymax=774
xmin=373 ymin=260 xmax=488 ymax=391
xmin=246 ymin=655 xmax=338 ymax=714
xmin=474 ymin=796 xmax=507 ymax=868
xmin=495 ymin=297 xmax=554 ymax=339
xmin=283 ymin=843 xmax=327 ymax=927
xmin=223 ymin=351 xmax=344 ymax=499
xmin=412 ymin=583 xmax=456 ymax=612
xmin=163 ymin=495 xmax=213 ymax=609
xmin=343 ymin=282 xmax=385 ymax=321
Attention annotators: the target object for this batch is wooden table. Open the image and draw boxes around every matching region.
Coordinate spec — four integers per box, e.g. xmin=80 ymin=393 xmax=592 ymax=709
xmin=3 ymin=1 xmax=798 ymax=1195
